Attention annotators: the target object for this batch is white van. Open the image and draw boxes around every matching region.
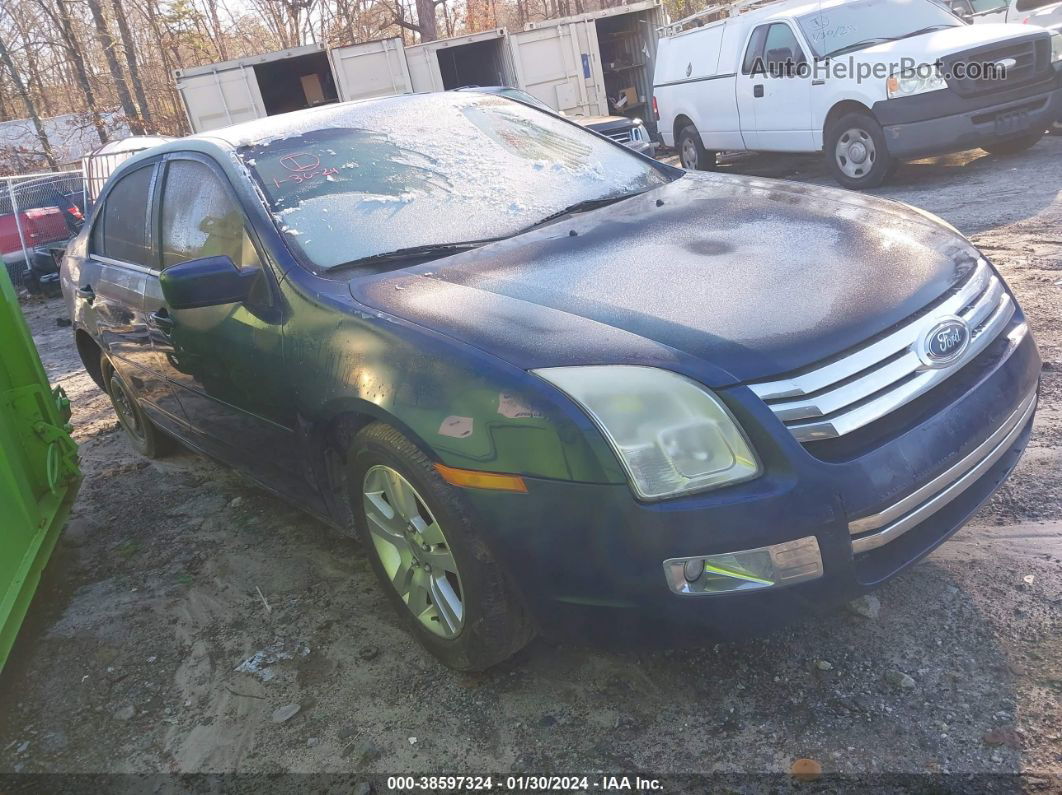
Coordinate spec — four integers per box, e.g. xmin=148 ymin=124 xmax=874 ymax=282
xmin=653 ymin=0 xmax=1062 ymax=188
xmin=944 ymin=0 xmax=1062 ymax=28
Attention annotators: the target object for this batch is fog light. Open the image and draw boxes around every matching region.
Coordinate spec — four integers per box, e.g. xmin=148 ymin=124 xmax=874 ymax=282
xmin=663 ymin=536 xmax=823 ymax=596
xmin=683 ymin=558 xmax=704 ymax=582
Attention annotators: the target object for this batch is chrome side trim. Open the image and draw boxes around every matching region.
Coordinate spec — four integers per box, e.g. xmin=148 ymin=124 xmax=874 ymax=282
xmin=849 ymin=389 xmax=1037 ymax=554
xmin=749 ymin=260 xmax=1020 ymax=442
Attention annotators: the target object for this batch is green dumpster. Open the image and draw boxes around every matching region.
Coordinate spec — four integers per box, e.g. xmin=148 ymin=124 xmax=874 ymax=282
xmin=0 ymin=266 xmax=80 ymax=674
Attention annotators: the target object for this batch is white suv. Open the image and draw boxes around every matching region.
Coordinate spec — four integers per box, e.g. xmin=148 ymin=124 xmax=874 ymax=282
xmin=653 ymin=0 xmax=1062 ymax=188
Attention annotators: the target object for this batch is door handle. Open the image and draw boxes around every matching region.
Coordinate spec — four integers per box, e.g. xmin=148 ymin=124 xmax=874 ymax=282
xmin=77 ymin=284 xmax=95 ymax=303
xmin=753 ymin=84 xmax=764 ymax=98
xmin=812 ymin=79 xmax=826 ymax=86
xmin=150 ymin=309 xmax=175 ymax=332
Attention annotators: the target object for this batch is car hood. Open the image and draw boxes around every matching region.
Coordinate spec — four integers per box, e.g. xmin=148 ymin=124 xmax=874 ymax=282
xmin=853 ymin=24 xmax=1043 ymax=61
xmin=351 ymin=173 xmax=981 ymax=386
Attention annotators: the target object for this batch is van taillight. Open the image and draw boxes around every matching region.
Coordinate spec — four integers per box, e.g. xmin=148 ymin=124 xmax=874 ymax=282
xmin=652 ymin=96 xmax=659 ymax=121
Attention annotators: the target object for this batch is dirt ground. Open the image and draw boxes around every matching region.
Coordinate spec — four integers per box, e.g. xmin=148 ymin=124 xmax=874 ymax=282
xmin=1 ymin=137 xmax=1060 ymax=787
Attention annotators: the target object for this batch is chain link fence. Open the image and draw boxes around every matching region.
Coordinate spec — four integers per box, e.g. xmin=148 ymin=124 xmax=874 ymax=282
xmin=1 ymin=170 xmax=85 ymax=292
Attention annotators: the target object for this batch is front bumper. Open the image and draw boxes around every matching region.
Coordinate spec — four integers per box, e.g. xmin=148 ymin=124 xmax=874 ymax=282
xmin=463 ymin=318 xmax=1040 ymax=644
xmin=874 ymin=80 xmax=1062 ymax=159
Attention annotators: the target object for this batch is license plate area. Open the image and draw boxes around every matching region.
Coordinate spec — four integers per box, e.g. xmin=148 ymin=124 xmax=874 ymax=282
xmin=994 ymin=109 xmax=1029 ymax=137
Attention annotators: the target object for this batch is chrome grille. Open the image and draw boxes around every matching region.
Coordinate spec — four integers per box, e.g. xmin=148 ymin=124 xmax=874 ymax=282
xmin=604 ymin=129 xmax=633 ymax=144
xmin=749 ymin=259 xmax=1016 ymax=442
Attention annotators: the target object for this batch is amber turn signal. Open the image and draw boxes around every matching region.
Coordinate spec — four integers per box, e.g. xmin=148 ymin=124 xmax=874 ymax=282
xmin=434 ymin=463 xmax=528 ymax=493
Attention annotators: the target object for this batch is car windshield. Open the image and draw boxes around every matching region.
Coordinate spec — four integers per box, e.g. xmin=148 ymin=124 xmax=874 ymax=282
xmin=237 ymin=93 xmax=670 ymax=270
xmin=796 ymin=0 xmax=962 ymax=58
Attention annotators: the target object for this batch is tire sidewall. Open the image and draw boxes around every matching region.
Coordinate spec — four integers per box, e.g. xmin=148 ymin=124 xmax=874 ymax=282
xmin=678 ymin=125 xmax=715 ymax=171
xmin=825 ymin=112 xmax=893 ymax=190
xmin=106 ymin=365 xmax=154 ymax=458
xmin=348 ymin=426 xmax=530 ymax=670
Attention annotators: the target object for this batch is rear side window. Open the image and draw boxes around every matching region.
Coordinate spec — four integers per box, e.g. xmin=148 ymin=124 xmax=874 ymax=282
xmin=763 ymin=23 xmax=807 ymax=72
xmin=1014 ymin=0 xmax=1053 ymax=10
xmin=160 ymin=160 xmax=260 ymax=269
xmin=93 ymin=165 xmax=154 ymax=266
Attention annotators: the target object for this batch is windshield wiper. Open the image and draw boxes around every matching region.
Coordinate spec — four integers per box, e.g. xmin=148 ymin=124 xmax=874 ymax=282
xmin=525 ymin=193 xmax=643 ymax=230
xmin=333 ymin=238 xmax=502 ymax=270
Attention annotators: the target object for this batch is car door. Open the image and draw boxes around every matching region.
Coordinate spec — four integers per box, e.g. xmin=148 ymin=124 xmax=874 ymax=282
xmin=744 ymin=22 xmax=815 ymax=151
xmin=152 ymin=153 xmax=303 ymax=493
xmin=80 ymin=160 xmax=190 ymax=430
xmin=735 ymin=24 xmax=770 ymax=150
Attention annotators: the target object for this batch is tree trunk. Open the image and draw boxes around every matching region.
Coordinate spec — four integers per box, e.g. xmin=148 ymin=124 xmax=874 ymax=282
xmin=415 ymin=0 xmax=438 ymax=41
xmin=109 ymin=0 xmax=154 ymax=131
xmin=85 ymin=0 xmax=145 ymax=134
xmin=0 ymin=32 xmax=59 ymax=169
xmin=41 ymin=0 xmax=109 ymax=145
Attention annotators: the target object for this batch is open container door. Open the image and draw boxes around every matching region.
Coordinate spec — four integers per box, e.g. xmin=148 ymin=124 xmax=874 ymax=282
xmin=0 ymin=266 xmax=80 ymax=674
xmin=406 ymin=29 xmax=517 ymax=93
xmin=510 ymin=21 xmax=606 ymax=117
xmin=329 ymin=37 xmax=413 ymax=102
xmin=175 ymin=65 xmax=265 ymax=133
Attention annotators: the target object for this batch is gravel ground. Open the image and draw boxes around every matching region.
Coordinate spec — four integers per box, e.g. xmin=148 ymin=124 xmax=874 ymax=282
xmin=1 ymin=137 xmax=1060 ymax=787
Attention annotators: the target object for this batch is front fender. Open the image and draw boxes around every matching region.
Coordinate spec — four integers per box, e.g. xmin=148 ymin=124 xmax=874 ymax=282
xmin=281 ymin=274 xmax=627 ymax=486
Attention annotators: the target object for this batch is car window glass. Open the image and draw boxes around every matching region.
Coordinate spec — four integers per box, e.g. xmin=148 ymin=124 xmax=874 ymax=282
xmin=94 ymin=165 xmax=154 ymax=267
xmin=742 ymin=26 xmax=769 ymax=74
xmin=160 ymin=160 xmax=258 ymax=269
xmin=1014 ymin=0 xmax=1050 ymax=10
xmin=763 ymin=23 xmax=807 ymax=72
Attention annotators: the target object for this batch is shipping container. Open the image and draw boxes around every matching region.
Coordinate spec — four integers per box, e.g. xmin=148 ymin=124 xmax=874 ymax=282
xmin=510 ymin=0 xmax=665 ymax=131
xmin=329 ymin=37 xmax=413 ymax=102
xmin=405 ymin=28 xmax=518 ymax=92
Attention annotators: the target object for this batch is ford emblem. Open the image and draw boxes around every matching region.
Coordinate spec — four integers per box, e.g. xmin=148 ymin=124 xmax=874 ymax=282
xmin=918 ymin=316 xmax=970 ymax=368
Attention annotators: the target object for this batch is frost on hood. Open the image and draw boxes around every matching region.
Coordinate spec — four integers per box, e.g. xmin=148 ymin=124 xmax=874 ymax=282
xmin=236 ymin=93 xmax=669 ymax=269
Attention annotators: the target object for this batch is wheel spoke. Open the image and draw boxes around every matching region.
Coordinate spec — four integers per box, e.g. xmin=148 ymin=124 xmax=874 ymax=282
xmin=391 ymin=549 xmax=416 ymax=597
xmin=412 ymin=516 xmax=446 ymax=546
xmin=364 ymin=492 xmax=404 ymax=538
xmin=429 ymin=575 xmax=463 ymax=635
xmin=423 ymin=547 xmax=458 ymax=575
xmin=406 ymin=568 xmax=431 ymax=613
xmin=383 ymin=469 xmax=420 ymax=521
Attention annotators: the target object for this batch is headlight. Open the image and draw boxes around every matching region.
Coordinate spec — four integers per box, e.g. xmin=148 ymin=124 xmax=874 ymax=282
xmin=1051 ymin=31 xmax=1062 ymax=63
xmin=533 ymin=366 xmax=762 ymax=500
xmin=631 ymin=123 xmax=650 ymax=143
xmin=886 ymin=70 xmax=947 ymax=99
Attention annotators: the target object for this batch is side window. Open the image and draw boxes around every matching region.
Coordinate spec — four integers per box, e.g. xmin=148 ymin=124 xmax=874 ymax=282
xmin=93 ymin=165 xmax=154 ymax=267
xmin=763 ymin=23 xmax=807 ymax=76
xmin=160 ymin=160 xmax=260 ymax=270
xmin=742 ymin=26 xmax=769 ymax=74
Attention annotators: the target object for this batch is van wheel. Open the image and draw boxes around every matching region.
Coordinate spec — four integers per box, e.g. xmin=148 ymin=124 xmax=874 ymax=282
xmin=825 ymin=112 xmax=893 ymax=190
xmin=677 ymin=125 xmax=716 ymax=171
xmin=349 ymin=422 xmax=534 ymax=671
xmin=104 ymin=358 xmax=174 ymax=459
xmin=982 ymin=130 xmax=1044 ymax=155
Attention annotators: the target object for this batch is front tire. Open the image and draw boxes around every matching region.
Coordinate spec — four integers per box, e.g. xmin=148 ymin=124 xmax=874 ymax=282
xmin=677 ymin=124 xmax=716 ymax=171
xmin=349 ymin=423 xmax=533 ymax=671
xmin=982 ymin=130 xmax=1044 ymax=156
xmin=824 ymin=112 xmax=894 ymax=190
xmin=103 ymin=357 xmax=174 ymax=458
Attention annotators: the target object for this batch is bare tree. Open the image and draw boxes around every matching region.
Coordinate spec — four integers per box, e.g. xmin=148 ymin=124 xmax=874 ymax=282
xmin=109 ymin=0 xmax=154 ymax=131
xmin=36 ymin=0 xmax=109 ymax=144
xmin=86 ymin=0 xmax=145 ymax=134
xmin=0 ymin=29 xmax=58 ymax=169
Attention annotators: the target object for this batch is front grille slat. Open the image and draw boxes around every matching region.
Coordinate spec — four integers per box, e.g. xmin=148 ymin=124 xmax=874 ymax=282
xmin=749 ymin=259 xmax=1016 ymax=443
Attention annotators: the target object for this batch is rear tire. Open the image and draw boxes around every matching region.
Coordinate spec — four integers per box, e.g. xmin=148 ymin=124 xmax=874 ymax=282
xmin=103 ymin=357 xmax=174 ymax=459
xmin=677 ymin=125 xmax=717 ymax=171
xmin=349 ymin=422 xmax=534 ymax=671
xmin=982 ymin=130 xmax=1044 ymax=155
xmin=824 ymin=111 xmax=894 ymax=190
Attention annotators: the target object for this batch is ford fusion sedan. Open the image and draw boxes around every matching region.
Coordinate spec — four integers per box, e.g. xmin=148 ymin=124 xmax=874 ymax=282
xmin=62 ymin=92 xmax=1039 ymax=670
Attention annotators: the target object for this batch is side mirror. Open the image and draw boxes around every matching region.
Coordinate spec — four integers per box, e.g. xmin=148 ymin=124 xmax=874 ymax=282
xmin=160 ymin=255 xmax=260 ymax=310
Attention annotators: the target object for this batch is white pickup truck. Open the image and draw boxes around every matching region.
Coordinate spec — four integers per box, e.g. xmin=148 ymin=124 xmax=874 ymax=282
xmin=653 ymin=0 xmax=1062 ymax=188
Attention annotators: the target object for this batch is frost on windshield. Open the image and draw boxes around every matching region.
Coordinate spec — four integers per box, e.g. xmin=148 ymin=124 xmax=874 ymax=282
xmin=237 ymin=94 xmax=669 ymax=269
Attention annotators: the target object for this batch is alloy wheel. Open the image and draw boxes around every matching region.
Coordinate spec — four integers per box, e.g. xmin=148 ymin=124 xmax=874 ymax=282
xmin=835 ymin=127 xmax=876 ymax=180
xmin=362 ymin=465 xmax=465 ymax=638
